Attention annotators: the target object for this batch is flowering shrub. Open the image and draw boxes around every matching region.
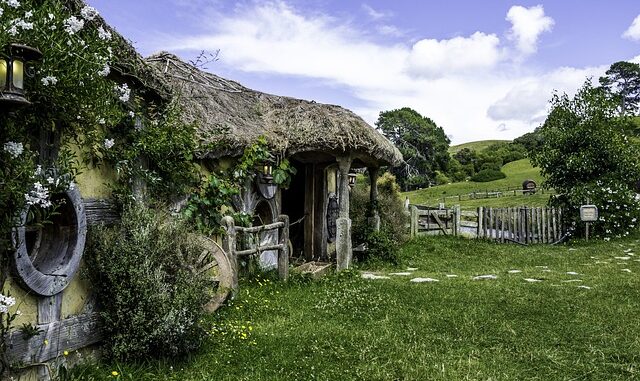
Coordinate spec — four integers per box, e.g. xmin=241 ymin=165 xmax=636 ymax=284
xmin=533 ymin=81 xmax=640 ymax=238
xmin=86 ymin=204 xmax=211 ymax=360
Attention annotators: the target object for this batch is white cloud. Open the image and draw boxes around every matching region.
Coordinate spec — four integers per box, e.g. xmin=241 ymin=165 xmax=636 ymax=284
xmin=362 ymin=4 xmax=391 ymax=20
xmin=406 ymin=32 xmax=502 ymax=77
xmin=506 ymin=5 xmax=554 ymax=56
xmin=623 ymin=14 xmax=640 ymax=41
xmin=165 ymin=1 xmax=600 ymax=144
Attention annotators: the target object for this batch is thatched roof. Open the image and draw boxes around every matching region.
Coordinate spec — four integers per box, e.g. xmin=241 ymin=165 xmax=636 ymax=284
xmin=66 ymin=0 xmax=171 ymax=100
xmin=145 ymin=52 xmax=403 ymax=167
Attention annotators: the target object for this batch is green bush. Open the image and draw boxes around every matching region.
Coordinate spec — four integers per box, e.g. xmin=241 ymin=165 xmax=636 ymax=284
xmin=471 ymin=169 xmax=506 ymax=182
xmin=434 ymin=171 xmax=450 ymax=185
xmin=86 ymin=204 xmax=212 ymax=360
xmin=351 ymin=172 xmax=408 ymax=264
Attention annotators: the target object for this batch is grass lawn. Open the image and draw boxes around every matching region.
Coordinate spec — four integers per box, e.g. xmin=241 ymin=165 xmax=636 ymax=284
xmin=67 ymin=236 xmax=640 ymax=380
xmin=403 ymin=159 xmax=550 ymax=209
xmin=448 ymin=140 xmax=511 ymax=154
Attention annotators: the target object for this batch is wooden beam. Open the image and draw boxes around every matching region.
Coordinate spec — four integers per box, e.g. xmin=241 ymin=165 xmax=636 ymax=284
xmin=7 ymin=313 xmax=102 ymax=366
xmin=304 ymin=164 xmax=315 ymax=261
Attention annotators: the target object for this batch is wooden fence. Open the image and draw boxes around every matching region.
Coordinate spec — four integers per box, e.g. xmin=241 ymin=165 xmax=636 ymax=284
xmin=477 ymin=206 xmax=565 ymax=244
xmin=409 ymin=205 xmax=567 ymax=244
xmin=221 ymin=215 xmax=289 ymax=294
xmin=410 ymin=205 xmax=460 ymax=237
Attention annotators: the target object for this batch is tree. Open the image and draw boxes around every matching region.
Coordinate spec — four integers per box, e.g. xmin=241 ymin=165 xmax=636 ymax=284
xmin=531 ymin=81 xmax=640 ymax=238
xmin=599 ymin=61 xmax=640 ymax=116
xmin=376 ymin=108 xmax=450 ymax=190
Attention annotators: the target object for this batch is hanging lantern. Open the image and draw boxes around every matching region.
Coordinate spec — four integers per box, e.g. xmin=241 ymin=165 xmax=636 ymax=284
xmin=0 ymin=43 xmax=42 ymax=109
xmin=348 ymin=171 xmax=357 ymax=188
xmin=258 ymin=163 xmax=274 ymax=184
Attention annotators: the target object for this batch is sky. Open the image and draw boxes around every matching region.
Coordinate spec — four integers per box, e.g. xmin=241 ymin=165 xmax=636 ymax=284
xmin=87 ymin=0 xmax=640 ymax=144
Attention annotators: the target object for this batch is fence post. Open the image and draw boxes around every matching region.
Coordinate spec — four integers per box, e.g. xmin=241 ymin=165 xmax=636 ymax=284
xmin=277 ymin=215 xmax=289 ymax=281
xmin=454 ymin=205 xmax=461 ymax=236
xmin=410 ymin=206 xmax=418 ymax=237
xmin=477 ymin=207 xmax=483 ymax=238
xmin=221 ymin=216 xmax=238 ymax=297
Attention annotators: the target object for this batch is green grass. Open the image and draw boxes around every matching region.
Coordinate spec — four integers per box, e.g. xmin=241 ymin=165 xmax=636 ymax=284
xmin=65 ymin=236 xmax=640 ymax=380
xmin=403 ymin=159 xmax=548 ymax=209
xmin=448 ymin=140 xmax=511 ymax=154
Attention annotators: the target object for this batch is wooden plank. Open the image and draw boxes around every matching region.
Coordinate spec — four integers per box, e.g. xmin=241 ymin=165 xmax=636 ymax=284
xmin=314 ymin=165 xmax=327 ymax=260
xmin=6 ymin=313 xmax=102 ymax=366
xmin=477 ymin=207 xmax=483 ymax=238
xmin=519 ymin=208 xmax=525 ymax=244
xmin=500 ymin=208 xmax=505 ymax=243
xmin=558 ymin=208 xmax=563 ymax=239
xmin=454 ymin=205 xmax=461 ymax=237
xmin=235 ymin=243 xmax=285 ymax=257
xmin=304 ymin=164 xmax=315 ymax=261
xmin=536 ymin=208 xmax=542 ymax=244
xmin=432 ymin=212 xmax=448 ymax=236
xmin=540 ymin=208 xmax=549 ymax=243
xmin=410 ymin=206 xmax=418 ymax=237
xmin=552 ymin=207 xmax=558 ymax=242
xmin=83 ymin=198 xmax=119 ymax=225
xmin=37 ymin=294 xmax=62 ymax=325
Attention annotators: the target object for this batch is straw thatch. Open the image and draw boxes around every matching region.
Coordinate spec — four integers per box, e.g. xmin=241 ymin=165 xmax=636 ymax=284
xmin=145 ymin=52 xmax=403 ymax=167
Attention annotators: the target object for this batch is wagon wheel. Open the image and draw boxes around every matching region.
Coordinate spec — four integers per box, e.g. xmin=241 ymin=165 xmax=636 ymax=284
xmin=186 ymin=235 xmax=233 ymax=313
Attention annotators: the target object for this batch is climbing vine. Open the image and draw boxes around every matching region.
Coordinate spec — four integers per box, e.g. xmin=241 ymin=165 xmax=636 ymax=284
xmin=184 ymin=137 xmax=296 ymax=234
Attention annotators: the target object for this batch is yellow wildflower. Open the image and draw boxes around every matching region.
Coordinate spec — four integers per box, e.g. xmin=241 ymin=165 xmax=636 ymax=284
xmin=111 ymin=370 xmax=119 ymax=376
xmin=63 ymin=350 xmax=69 ymax=356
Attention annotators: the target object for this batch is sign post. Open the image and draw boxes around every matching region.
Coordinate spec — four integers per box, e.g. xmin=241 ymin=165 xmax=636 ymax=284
xmin=580 ymin=204 xmax=598 ymax=241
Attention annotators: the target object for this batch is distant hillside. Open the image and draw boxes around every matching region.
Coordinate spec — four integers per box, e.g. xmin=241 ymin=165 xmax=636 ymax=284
xmin=448 ymin=140 xmax=511 ymax=154
xmin=402 ymin=159 xmax=549 ymax=209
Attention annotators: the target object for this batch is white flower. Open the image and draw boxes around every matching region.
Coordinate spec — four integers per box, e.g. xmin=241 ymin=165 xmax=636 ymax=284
xmin=128 ymin=111 xmax=135 ymax=118
xmin=41 ymin=75 xmax=58 ymax=86
xmin=98 ymin=118 xmax=106 ymax=125
xmin=5 ymin=0 xmax=19 ymax=8
xmin=98 ymin=64 xmax=110 ymax=77
xmin=115 ymin=83 xmax=131 ymax=103
xmin=80 ymin=6 xmax=99 ymax=20
xmin=0 ymin=305 xmax=7 ymax=314
xmin=34 ymin=165 xmax=42 ymax=175
xmin=7 ymin=25 xmax=17 ymax=36
xmin=0 ymin=9 xmax=3 ymax=17
xmin=97 ymin=26 xmax=112 ymax=40
xmin=48 ymin=13 xmax=54 ymax=20
xmin=63 ymin=16 xmax=84 ymax=34
xmin=68 ymin=181 xmax=76 ymax=190
xmin=103 ymin=138 xmax=114 ymax=149
xmin=3 ymin=141 xmax=23 ymax=158
xmin=24 ymin=10 xmax=31 ymax=17
xmin=46 ymin=177 xmax=54 ymax=184
xmin=25 ymin=182 xmax=52 ymax=208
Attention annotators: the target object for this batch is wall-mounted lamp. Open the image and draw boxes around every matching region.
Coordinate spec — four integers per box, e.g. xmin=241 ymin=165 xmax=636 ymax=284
xmin=0 ymin=43 xmax=42 ymax=109
xmin=258 ymin=163 xmax=274 ymax=184
xmin=348 ymin=171 xmax=357 ymax=188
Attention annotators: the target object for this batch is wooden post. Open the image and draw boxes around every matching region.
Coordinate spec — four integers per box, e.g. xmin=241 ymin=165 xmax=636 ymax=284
xmin=552 ymin=207 xmax=557 ymax=242
xmin=314 ymin=165 xmax=327 ymax=260
xmin=304 ymin=164 xmax=315 ymax=261
xmin=541 ymin=207 xmax=547 ymax=244
xmin=221 ymin=216 xmax=238 ymax=296
xmin=336 ymin=155 xmax=352 ymax=271
xmin=477 ymin=207 xmax=483 ymax=238
xmin=277 ymin=215 xmax=289 ymax=280
xmin=410 ymin=206 xmax=418 ymax=237
xmin=36 ymin=293 xmax=63 ymax=380
xmin=454 ymin=205 xmax=461 ymax=237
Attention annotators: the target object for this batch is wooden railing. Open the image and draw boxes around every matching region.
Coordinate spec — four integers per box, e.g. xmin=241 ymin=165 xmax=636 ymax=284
xmin=410 ymin=205 xmax=460 ymax=237
xmin=221 ymin=215 xmax=289 ymax=294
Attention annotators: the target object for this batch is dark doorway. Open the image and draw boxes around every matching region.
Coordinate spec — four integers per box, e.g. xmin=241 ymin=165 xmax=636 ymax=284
xmin=281 ymin=159 xmax=305 ymax=259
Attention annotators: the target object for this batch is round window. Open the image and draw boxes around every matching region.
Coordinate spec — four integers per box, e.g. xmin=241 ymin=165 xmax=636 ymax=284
xmin=12 ymin=188 xmax=86 ymax=296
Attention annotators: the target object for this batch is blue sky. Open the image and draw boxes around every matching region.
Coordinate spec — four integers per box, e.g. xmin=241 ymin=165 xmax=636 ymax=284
xmin=87 ymin=0 xmax=640 ymax=144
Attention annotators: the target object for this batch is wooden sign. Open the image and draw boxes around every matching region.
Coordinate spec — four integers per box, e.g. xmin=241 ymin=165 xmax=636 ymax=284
xmin=580 ymin=205 xmax=598 ymax=222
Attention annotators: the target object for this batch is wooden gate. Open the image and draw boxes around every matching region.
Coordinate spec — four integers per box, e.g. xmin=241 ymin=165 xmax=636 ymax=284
xmin=410 ymin=205 xmax=460 ymax=237
xmin=477 ymin=207 xmax=565 ymax=244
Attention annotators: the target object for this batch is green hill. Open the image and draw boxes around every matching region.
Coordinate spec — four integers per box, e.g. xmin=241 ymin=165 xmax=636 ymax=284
xmin=448 ymin=140 xmax=511 ymax=154
xmin=402 ymin=159 xmax=550 ymax=209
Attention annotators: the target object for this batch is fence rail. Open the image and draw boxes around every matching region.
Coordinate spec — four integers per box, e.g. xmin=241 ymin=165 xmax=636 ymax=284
xmin=221 ymin=215 xmax=289 ymax=294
